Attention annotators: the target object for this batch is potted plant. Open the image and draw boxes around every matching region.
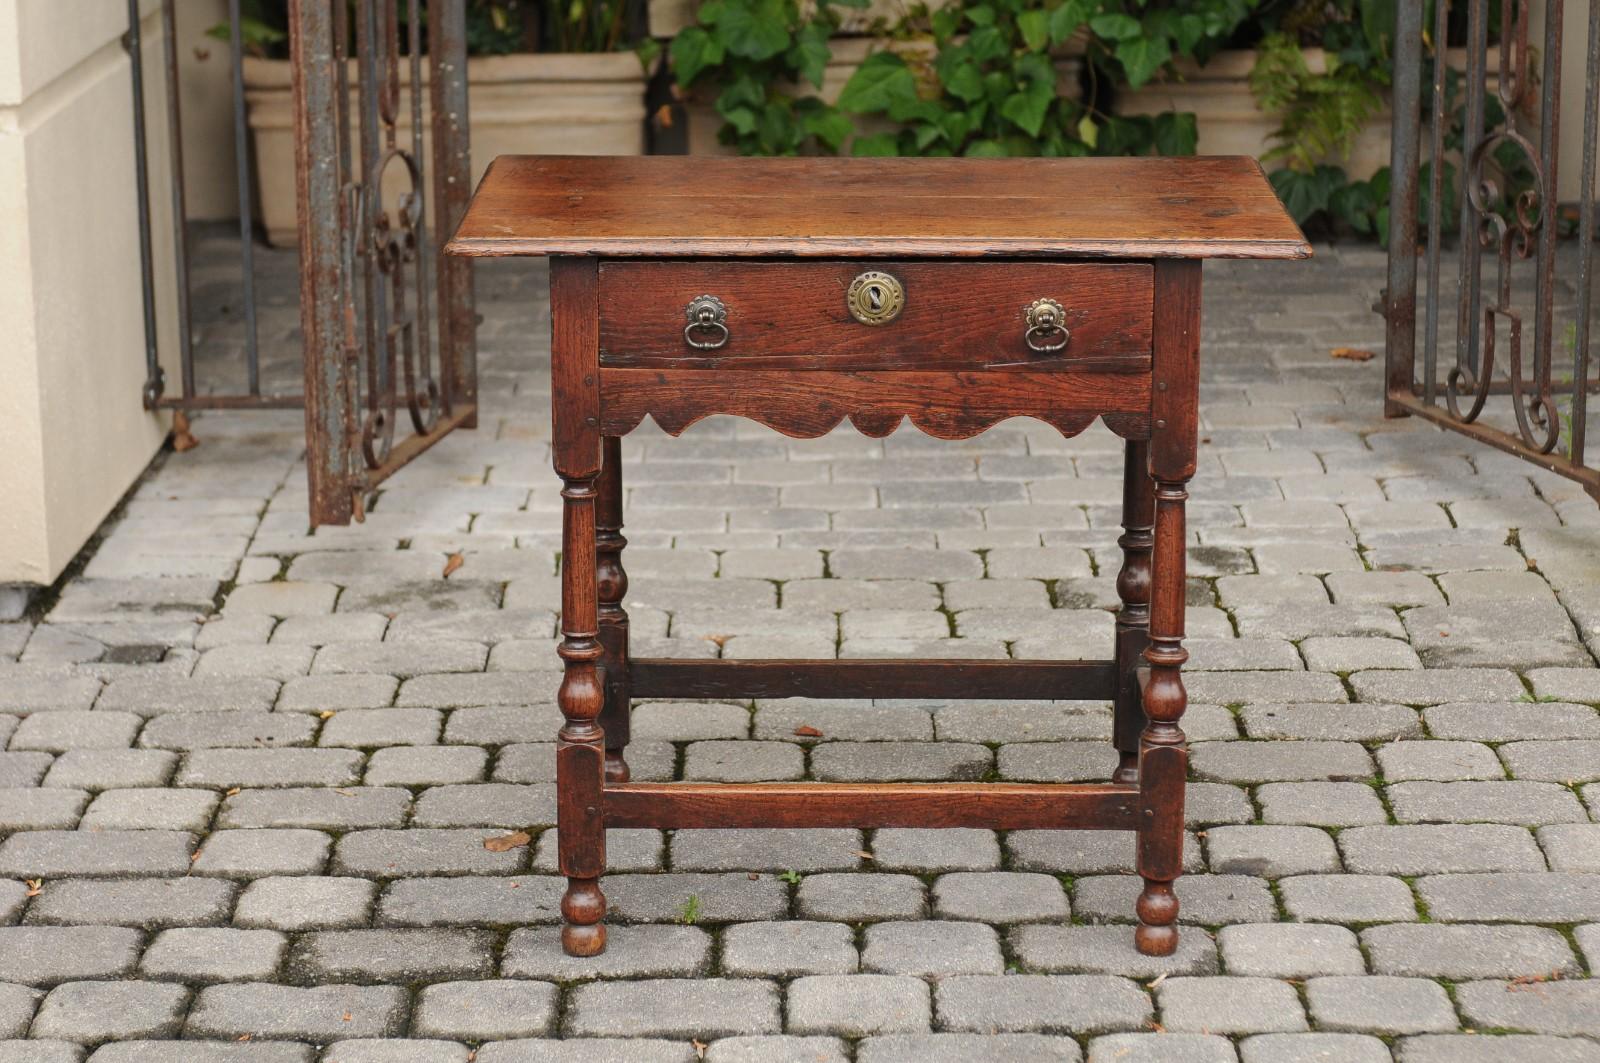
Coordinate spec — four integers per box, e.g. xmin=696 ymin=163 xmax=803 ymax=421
xmin=829 ymin=0 xmax=1251 ymax=158
xmin=227 ymin=0 xmax=649 ymax=246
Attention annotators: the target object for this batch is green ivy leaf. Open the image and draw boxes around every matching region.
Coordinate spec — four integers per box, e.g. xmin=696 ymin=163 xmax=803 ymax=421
xmin=999 ymin=76 xmax=1053 ymax=138
xmin=852 ymin=132 xmax=901 ymax=156
xmin=1048 ymin=0 xmax=1093 ymax=44
xmin=1016 ymin=9 xmax=1049 ymax=52
xmin=670 ymin=27 xmax=724 ymax=86
xmin=1151 ymin=111 xmax=1198 ymax=156
xmin=714 ymin=0 xmax=793 ymax=61
xmin=1359 ymin=0 xmax=1397 ymax=59
xmin=965 ymin=138 xmax=1010 ymax=157
xmin=941 ymin=58 xmax=985 ymax=103
xmin=914 ymin=121 xmax=947 ymax=150
xmin=965 ymin=4 xmax=996 ymax=27
xmin=931 ymin=6 xmax=961 ymax=41
xmin=967 ymin=25 xmax=1009 ymax=64
xmin=1116 ymin=34 xmax=1172 ymax=89
xmin=1077 ymin=114 xmax=1099 ymax=149
xmin=789 ymin=95 xmax=848 ymax=152
xmin=1089 ymin=13 xmax=1141 ymax=41
xmin=837 ymin=51 xmax=918 ymax=114
xmin=791 ymin=22 xmax=831 ymax=89
xmin=1269 ymin=165 xmax=1344 ymax=223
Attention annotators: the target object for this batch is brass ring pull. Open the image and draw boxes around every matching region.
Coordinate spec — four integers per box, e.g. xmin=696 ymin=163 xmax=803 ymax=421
xmin=684 ymin=294 xmax=729 ymax=350
xmin=1024 ymin=297 xmax=1070 ymax=353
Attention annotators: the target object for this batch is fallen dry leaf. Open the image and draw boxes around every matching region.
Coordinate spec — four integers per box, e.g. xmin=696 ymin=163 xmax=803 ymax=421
xmin=793 ymin=725 xmax=824 ymax=738
xmin=692 ymin=1039 xmax=708 ymax=1060
xmin=703 ymin=633 xmax=732 ymax=649
xmin=1147 ymin=972 xmax=1168 ymax=989
xmin=24 ymin=879 xmax=41 ymax=898
xmin=853 ymin=850 xmax=875 ymax=860
xmin=443 ymin=553 xmax=465 ymax=579
xmin=225 ymin=787 xmax=241 ymax=797
xmin=319 ymin=710 xmax=337 ymax=720
xmin=1331 ymin=346 xmax=1375 ymax=362
xmin=484 ymin=831 xmax=532 ymax=853
xmin=342 ymin=1011 xmax=353 ymax=1022
xmin=656 ymin=104 xmax=675 ymax=128
xmin=1508 ymin=972 xmax=1563 ymax=991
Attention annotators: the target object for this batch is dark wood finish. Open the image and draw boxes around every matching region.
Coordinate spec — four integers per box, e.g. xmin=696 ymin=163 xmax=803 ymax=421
xmin=550 ymin=257 xmax=608 ymax=957
xmin=1135 ymin=259 xmax=1201 ymax=958
xmin=631 ymin=658 xmax=1116 ymax=701
xmin=461 ymin=156 xmax=1306 ymax=963
xmin=597 ymin=261 xmax=1153 ymax=371
xmin=605 ymin=782 xmax=1141 ymax=830
xmin=600 ymin=369 xmax=1152 ymax=442
xmin=595 ymin=436 xmax=631 ymax=785
xmin=1113 ymin=439 xmax=1154 ymax=784
xmin=447 ymin=155 xmax=1313 ymax=260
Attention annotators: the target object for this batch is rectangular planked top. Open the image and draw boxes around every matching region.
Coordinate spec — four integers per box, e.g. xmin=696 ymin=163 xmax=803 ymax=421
xmin=446 ymin=154 xmax=1311 ymax=260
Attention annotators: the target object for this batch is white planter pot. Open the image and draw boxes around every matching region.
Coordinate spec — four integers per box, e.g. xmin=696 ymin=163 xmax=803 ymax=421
xmin=242 ymin=52 xmax=647 ymax=246
xmin=686 ymin=37 xmax=1083 ymax=156
xmin=1118 ymin=47 xmax=1499 ymax=181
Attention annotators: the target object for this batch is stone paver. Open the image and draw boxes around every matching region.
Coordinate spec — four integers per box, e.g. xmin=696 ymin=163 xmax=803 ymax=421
xmin=3 ymin=241 xmax=1595 ymax=1056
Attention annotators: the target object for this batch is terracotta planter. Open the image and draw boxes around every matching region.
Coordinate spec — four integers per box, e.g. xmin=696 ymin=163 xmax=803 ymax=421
xmin=242 ymin=52 xmax=646 ymax=246
xmin=686 ymin=37 xmax=1084 ymax=156
xmin=1118 ymin=47 xmax=1498 ymax=180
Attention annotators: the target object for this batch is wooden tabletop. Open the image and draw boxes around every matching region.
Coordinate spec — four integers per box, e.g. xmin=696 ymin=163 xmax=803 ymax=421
xmin=446 ymin=155 xmax=1311 ymax=260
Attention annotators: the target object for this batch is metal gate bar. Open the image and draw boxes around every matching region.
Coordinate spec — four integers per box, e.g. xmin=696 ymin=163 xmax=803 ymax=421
xmin=289 ymin=0 xmax=478 ymax=525
xmin=1385 ymin=0 xmax=1600 ymax=501
xmin=129 ymin=0 xmax=477 ymax=524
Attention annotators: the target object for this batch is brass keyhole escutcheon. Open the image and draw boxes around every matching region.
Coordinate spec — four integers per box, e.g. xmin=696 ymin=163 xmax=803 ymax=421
xmin=847 ymin=271 xmax=905 ymax=326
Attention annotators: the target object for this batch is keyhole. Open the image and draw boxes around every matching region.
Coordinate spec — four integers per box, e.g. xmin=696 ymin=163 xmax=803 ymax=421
xmin=867 ymin=285 xmax=883 ymax=311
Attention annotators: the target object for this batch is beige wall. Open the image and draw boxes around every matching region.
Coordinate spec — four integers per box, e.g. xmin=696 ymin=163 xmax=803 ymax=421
xmin=0 ymin=0 xmax=180 ymax=585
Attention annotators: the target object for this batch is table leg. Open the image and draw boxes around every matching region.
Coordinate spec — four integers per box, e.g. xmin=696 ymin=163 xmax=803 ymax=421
xmin=1135 ymin=474 xmax=1190 ymax=956
xmin=551 ymin=256 xmax=607 ymax=957
xmin=1113 ymin=439 xmax=1153 ymax=784
xmin=557 ymin=472 xmax=608 ymax=956
xmin=1135 ymin=258 xmax=1199 ymax=958
xmin=596 ymin=436 xmax=632 ymax=784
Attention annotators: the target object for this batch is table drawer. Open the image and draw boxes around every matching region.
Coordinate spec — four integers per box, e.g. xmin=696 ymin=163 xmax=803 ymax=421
xmin=596 ymin=260 xmax=1153 ymax=372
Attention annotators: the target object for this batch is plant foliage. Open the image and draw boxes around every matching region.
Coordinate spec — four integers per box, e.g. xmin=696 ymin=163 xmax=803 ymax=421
xmin=669 ymin=0 xmax=868 ymax=154
xmin=209 ymin=0 xmax=636 ymax=60
xmin=675 ymin=0 xmax=1258 ymax=157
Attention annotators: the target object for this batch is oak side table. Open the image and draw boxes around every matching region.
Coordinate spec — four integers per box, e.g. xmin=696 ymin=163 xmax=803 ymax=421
xmin=447 ymin=155 xmax=1308 ymax=958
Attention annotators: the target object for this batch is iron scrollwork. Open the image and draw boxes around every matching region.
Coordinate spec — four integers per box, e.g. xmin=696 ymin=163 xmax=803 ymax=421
xmin=355 ymin=0 xmax=442 ymax=471
xmin=1444 ymin=0 xmax=1560 ymax=455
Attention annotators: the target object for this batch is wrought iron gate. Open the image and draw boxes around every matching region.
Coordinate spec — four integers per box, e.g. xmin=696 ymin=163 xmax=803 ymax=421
xmin=1384 ymin=0 xmax=1600 ymax=501
xmin=130 ymin=0 xmax=477 ymax=527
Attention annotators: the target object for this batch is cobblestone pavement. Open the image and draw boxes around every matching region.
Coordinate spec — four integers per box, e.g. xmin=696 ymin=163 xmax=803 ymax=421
xmin=1 ymin=235 xmax=1599 ymax=1063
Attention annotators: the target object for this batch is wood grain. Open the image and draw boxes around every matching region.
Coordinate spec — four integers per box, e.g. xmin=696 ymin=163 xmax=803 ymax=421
xmin=604 ymin=782 xmax=1142 ymax=830
xmin=599 ymin=368 xmax=1152 ymax=441
xmin=597 ymin=261 xmax=1152 ymax=371
xmin=550 ymin=253 xmax=608 ymax=957
xmin=447 ymin=155 xmax=1312 ymax=260
xmin=630 ymin=658 xmax=1117 ymax=701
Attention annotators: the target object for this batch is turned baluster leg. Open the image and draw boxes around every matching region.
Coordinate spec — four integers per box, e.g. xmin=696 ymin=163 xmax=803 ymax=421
xmin=552 ymin=256 xmax=607 ymax=957
xmin=557 ymin=472 xmax=607 ymax=956
xmin=1135 ymin=475 xmax=1190 ymax=956
xmin=1113 ymin=439 xmax=1154 ymax=785
xmin=596 ymin=436 xmax=632 ymax=784
xmin=1135 ymin=258 xmax=1200 ymax=958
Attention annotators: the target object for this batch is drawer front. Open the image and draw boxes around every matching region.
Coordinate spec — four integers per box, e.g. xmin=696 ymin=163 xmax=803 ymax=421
xmin=596 ymin=260 xmax=1153 ymax=372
